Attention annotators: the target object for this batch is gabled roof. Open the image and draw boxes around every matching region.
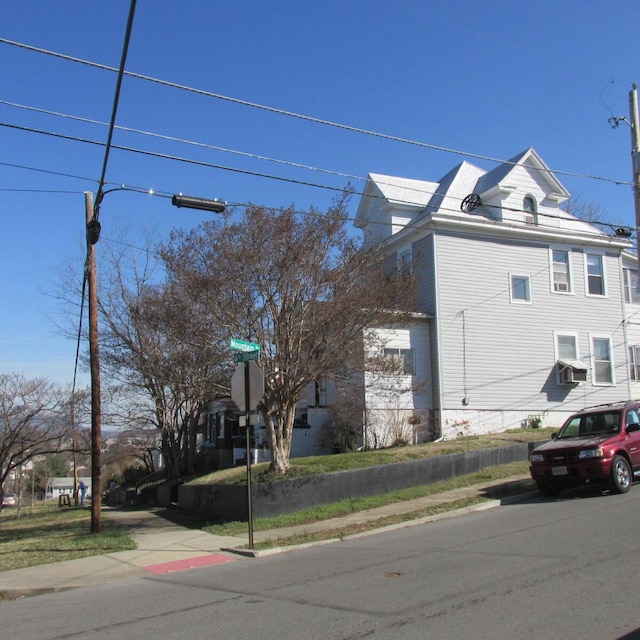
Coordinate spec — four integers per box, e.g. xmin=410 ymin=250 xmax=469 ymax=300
xmin=475 ymin=147 xmax=570 ymax=201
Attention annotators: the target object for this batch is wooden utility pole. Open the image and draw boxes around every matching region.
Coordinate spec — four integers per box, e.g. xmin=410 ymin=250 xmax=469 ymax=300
xmin=85 ymin=192 xmax=102 ymax=533
xmin=629 ymin=84 xmax=640 ymax=273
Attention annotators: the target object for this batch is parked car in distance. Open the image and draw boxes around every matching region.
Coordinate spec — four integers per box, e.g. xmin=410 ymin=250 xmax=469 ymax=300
xmin=529 ymin=401 xmax=640 ymax=496
xmin=2 ymin=492 xmax=17 ymax=507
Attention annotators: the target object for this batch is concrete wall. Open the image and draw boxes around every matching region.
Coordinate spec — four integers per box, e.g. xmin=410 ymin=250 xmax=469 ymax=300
xmin=179 ymin=441 xmax=540 ymax=522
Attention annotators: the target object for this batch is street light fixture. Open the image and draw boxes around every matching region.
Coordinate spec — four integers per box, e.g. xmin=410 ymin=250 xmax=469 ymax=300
xmin=171 ymin=194 xmax=226 ymax=213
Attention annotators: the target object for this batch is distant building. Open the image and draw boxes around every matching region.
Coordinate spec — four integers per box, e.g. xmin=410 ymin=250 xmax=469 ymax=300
xmin=46 ymin=477 xmax=92 ymax=499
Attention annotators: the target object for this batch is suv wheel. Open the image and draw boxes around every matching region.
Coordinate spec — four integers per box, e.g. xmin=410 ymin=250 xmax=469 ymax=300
xmin=610 ymin=455 xmax=632 ymax=494
xmin=535 ymin=480 xmax=561 ymax=497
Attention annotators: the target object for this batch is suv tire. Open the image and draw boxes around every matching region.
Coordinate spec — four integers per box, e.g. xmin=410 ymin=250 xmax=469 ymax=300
xmin=610 ymin=455 xmax=632 ymax=494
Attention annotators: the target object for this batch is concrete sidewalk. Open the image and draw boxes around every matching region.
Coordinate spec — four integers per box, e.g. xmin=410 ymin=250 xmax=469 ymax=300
xmin=0 ymin=475 xmax=536 ymax=600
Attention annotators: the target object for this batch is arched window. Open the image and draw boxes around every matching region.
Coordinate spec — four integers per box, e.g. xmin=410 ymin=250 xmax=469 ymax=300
xmin=523 ymin=196 xmax=538 ymax=225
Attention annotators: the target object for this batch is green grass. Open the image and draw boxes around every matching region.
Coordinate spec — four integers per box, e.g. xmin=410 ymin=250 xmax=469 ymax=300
xmin=191 ymin=428 xmax=554 ymax=486
xmin=0 ymin=505 xmax=136 ymax=573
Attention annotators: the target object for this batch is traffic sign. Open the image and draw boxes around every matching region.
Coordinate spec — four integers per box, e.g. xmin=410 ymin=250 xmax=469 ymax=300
xmin=230 ymin=338 xmax=261 ymax=352
xmin=231 ymin=360 xmax=265 ymax=411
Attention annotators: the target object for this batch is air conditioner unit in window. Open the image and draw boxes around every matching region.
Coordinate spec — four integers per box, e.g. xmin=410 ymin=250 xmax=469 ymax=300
xmin=555 ymin=282 xmax=569 ymax=292
xmin=560 ymin=366 xmax=588 ymax=384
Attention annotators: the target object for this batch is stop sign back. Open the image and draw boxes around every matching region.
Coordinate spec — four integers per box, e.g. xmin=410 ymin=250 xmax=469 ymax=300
xmin=231 ymin=360 xmax=265 ymax=411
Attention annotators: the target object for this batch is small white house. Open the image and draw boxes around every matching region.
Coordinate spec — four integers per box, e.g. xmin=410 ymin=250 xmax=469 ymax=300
xmin=46 ymin=477 xmax=92 ymax=499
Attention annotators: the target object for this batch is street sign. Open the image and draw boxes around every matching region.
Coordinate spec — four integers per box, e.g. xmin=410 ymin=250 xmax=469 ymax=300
xmin=231 ymin=360 xmax=265 ymax=411
xmin=230 ymin=338 xmax=261 ymax=352
xmin=234 ymin=349 xmax=260 ymax=363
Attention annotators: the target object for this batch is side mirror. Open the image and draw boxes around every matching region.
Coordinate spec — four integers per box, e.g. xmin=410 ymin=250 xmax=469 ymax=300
xmin=551 ymin=432 xmax=558 ymax=439
xmin=626 ymin=423 xmax=640 ymax=433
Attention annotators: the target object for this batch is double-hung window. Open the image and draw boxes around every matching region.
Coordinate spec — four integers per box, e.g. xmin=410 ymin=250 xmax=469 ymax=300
xmin=585 ymin=253 xmax=606 ymax=296
xmin=629 ymin=346 xmax=640 ymax=381
xmin=591 ymin=336 xmax=614 ymax=385
xmin=550 ymin=248 xmax=572 ymax=293
xmin=623 ymin=268 xmax=640 ymax=304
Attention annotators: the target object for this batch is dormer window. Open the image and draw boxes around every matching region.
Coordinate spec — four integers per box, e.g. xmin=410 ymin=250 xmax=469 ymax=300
xmin=523 ymin=196 xmax=538 ymax=226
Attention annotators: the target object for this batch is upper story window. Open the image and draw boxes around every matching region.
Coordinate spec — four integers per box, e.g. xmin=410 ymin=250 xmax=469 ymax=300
xmin=523 ymin=196 xmax=538 ymax=226
xmin=510 ymin=273 xmax=532 ymax=303
xmin=623 ymin=267 xmax=640 ymax=304
xmin=585 ymin=252 xmax=606 ymax=296
xmin=398 ymin=249 xmax=412 ymax=274
xmin=551 ymin=248 xmax=572 ymax=293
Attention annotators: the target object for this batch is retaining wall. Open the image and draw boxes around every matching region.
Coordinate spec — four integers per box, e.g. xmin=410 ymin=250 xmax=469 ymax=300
xmin=178 ymin=442 xmax=540 ymax=522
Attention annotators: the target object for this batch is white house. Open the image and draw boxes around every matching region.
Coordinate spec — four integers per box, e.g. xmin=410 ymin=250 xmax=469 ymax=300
xmin=355 ymin=148 xmax=636 ymax=441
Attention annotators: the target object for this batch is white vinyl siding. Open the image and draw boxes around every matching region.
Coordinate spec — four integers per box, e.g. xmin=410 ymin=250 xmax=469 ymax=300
xmin=432 ymin=232 xmax=628 ymax=413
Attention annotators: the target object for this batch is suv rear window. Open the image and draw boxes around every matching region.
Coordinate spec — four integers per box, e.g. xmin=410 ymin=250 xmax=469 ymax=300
xmin=557 ymin=410 xmax=621 ymax=439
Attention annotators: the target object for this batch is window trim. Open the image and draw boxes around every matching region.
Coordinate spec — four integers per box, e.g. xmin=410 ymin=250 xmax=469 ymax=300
xmin=590 ymin=334 xmax=615 ymax=386
xmin=584 ymin=251 xmax=607 ymax=297
xmin=549 ymin=246 xmax=573 ymax=294
xmin=509 ymin=273 xmax=532 ymax=304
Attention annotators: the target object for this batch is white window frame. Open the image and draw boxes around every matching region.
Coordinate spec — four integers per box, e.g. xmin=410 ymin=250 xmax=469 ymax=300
xmin=549 ymin=246 xmax=573 ymax=294
xmin=509 ymin=273 xmax=532 ymax=304
xmin=554 ymin=331 xmax=579 ymax=385
xmin=590 ymin=334 xmax=615 ymax=386
xmin=623 ymin=267 xmax=640 ymax=304
xmin=584 ymin=251 xmax=607 ymax=297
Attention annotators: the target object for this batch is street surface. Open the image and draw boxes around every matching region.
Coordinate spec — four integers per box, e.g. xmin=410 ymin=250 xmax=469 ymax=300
xmin=4 ymin=486 xmax=640 ymax=639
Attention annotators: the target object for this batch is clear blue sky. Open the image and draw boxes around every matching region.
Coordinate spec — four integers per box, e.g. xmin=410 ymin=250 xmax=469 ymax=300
xmin=1 ymin=0 xmax=638 ymax=385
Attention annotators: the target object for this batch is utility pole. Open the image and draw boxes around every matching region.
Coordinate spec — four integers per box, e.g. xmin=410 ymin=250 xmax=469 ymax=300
xmin=85 ymin=191 xmax=102 ymax=533
xmin=629 ymin=84 xmax=640 ymax=273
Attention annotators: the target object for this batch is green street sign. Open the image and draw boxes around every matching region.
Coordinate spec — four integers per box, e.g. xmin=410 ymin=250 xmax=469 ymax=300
xmin=230 ymin=338 xmax=261 ymax=352
xmin=234 ymin=349 xmax=260 ymax=363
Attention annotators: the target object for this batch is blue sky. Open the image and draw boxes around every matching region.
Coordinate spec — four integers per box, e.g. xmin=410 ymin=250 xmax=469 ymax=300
xmin=1 ymin=0 xmax=638 ymax=385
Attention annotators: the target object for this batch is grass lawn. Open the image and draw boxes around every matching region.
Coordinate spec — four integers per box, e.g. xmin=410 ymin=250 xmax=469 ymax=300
xmin=0 ymin=505 xmax=136 ymax=573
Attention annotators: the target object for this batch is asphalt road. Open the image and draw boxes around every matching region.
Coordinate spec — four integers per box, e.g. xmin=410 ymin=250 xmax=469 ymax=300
xmin=4 ymin=486 xmax=640 ymax=640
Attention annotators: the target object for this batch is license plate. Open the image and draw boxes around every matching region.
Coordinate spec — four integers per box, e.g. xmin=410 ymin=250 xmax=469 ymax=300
xmin=552 ymin=466 xmax=568 ymax=476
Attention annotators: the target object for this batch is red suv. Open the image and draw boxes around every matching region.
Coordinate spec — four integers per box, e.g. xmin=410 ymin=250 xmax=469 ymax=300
xmin=529 ymin=401 xmax=640 ymax=496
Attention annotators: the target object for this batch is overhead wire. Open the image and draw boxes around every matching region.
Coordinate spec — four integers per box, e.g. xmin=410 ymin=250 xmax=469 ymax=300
xmin=0 ymin=37 xmax=633 ymax=189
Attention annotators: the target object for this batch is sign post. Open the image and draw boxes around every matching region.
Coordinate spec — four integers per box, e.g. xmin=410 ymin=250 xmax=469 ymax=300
xmin=230 ymin=340 xmax=264 ymax=549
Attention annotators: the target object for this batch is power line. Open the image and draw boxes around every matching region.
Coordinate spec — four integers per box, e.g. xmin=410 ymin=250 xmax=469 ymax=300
xmin=0 ymin=37 xmax=633 ymax=189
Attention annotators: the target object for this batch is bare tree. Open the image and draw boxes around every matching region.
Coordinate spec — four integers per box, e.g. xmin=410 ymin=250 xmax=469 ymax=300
xmin=160 ymin=194 xmax=417 ymax=474
xmin=97 ymin=252 xmax=231 ymax=480
xmin=0 ymin=373 xmax=75 ymax=508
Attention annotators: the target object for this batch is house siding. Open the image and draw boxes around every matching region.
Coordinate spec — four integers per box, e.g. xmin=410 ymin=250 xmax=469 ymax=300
xmin=432 ymin=231 xmax=629 ymax=436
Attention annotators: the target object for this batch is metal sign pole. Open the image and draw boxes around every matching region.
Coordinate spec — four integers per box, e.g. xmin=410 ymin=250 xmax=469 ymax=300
xmin=244 ymin=361 xmax=254 ymax=549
